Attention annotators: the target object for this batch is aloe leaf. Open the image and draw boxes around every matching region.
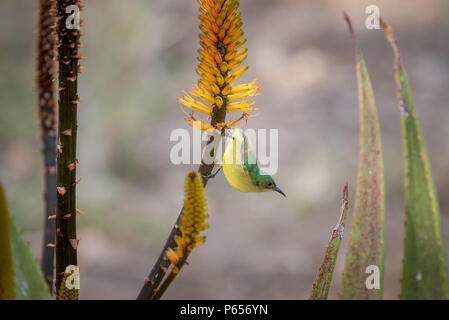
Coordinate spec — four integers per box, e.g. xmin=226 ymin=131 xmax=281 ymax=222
xmin=309 ymin=183 xmax=349 ymax=300
xmin=10 ymin=219 xmax=53 ymax=300
xmin=381 ymin=20 xmax=449 ymax=299
xmin=340 ymin=14 xmax=385 ymax=300
xmin=0 ymin=182 xmax=52 ymax=300
xmin=0 ymin=183 xmax=15 ymax=299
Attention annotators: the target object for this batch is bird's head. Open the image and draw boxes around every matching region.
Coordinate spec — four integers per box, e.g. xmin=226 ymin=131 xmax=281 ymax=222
xmin=259 ymin=175 xmax=286 ymax=197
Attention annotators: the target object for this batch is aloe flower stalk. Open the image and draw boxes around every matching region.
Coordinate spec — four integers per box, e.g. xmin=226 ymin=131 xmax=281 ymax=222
xmin=138 ymin=0 xmax=257 ymax=300
xmin=152 ymin=171 xmax=209 ymax=300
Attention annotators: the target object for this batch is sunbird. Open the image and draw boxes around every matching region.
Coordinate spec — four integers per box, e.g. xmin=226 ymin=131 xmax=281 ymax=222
xmin=205 ymin=129 xmax=286 ymax=197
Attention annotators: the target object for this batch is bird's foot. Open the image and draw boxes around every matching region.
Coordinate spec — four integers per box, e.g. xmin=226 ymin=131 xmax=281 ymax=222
xmin=202 ymin=166 xmax=222 ymax=179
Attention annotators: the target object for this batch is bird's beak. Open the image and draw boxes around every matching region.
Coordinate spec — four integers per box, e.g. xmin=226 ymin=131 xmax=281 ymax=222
xmin=274 ymin=186 xmax=286 ymax=197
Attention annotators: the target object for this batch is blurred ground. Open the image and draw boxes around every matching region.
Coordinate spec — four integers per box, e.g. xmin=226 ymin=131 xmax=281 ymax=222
xmin=1 ymin=0 xmax=449 ymax=299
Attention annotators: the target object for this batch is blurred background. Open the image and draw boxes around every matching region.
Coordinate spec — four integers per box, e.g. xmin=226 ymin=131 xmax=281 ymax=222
xmin=1 ymin=0 xmax=449 ymax=299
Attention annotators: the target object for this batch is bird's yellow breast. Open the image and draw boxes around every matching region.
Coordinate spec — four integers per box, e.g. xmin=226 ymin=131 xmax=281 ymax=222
xmin=222 ymin=130 xmax=262 ymax=193
xmin=223 ymin=162 xmax=259 ymax=192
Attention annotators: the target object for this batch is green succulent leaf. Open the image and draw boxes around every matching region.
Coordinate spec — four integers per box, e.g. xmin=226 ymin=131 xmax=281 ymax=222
xmin=0 ymin=182 xmax=52 ymax=300
xmin=382 ymin=20 xmax=449 ymax=300
xmin=10 ymin=219 xmax=53 ymax=300
xmin=340 ymin=14 xmax=386 ymax=300
xmin=0 ymin=183 xmax=15 ymax=300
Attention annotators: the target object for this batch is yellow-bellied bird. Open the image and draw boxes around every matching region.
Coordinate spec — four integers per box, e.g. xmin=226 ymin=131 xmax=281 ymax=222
xmin=206 ymin=129 xmax=285 ymax=197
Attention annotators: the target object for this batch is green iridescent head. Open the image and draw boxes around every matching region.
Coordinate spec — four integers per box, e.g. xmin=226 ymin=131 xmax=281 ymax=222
xmin=258 ymin=174 xmax=286 ymax=197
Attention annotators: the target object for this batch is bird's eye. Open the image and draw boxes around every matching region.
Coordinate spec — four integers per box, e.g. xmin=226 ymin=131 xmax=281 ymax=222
xmin=267 ymin=182 xmax=273 ymax=187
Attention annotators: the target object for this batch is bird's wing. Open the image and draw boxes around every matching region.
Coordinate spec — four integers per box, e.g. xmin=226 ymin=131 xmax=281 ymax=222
xmin=223 ymin=128 xmax=258 ymax=168
xmin=223 ymin=129 xmax=242 ymax=165
xmin=243 ymin=131 xmax=258 ymax=169
xmin=223 ymin=129 xmax=259 ymax=192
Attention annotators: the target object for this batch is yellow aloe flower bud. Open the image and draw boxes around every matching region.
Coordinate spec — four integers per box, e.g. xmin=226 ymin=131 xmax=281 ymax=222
xmin=210 ymin=82 xmax=221 ymax=96
xmin=214 ymin=51 xmax=223 ymax=64
xmin=218 ymin=26 xmax=226 ymax=40
xmin=216 ymin=74 xmax=225 ymax=87
xmin=198 ymin=79 xmax=213 ymax=93
xmin=222 ymin=85 xmax=232 ymax=96
xmin=220 ymin=61 xmax=229 ymax=73
xmin=166 ymin=248 xmax=179 ymax=264
xmin=215 ymin=96 xmax=224 ymax=108
xmin=227 ymin=58 xmax=244 ymax=71
xmin=174 ymin=235 xmax=185 ymax=247
xmin=234 ymin=47 xmax=248 ymax=60
xmin=231 ymin=65 xmax=248 ymax=79
xmin=227 ymin=38 xmax=246 ymax=52
xmin=224 ymin=50 xmax=236 ymax=62
xmin=194 ymin=236 xmax=206 ymax=248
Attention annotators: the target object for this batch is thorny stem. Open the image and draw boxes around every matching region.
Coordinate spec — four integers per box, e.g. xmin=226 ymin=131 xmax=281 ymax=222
xmin=55 ymin=0 xmax=82 ymax=297
xmin=36 ymin=0 xmax=58 ymax=291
